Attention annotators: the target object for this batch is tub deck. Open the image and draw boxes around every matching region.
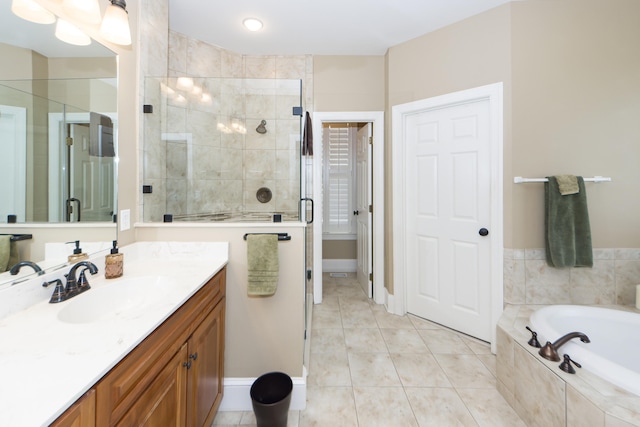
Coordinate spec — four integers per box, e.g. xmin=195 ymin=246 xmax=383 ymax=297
xmin=497 ymin=304 xmax=640 ymax=427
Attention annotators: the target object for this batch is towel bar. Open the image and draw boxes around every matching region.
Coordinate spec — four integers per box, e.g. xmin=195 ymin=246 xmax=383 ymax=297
xmin=0 ymin=234 xmax=33 ymax=242
xmin=514 ymin=176 xmax=611 ymax=184
xmin=243 ymin=233 xmax=291 ymax=241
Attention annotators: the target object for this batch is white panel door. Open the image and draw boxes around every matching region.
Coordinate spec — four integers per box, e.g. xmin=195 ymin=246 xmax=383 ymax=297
xmin=70 ymin=123 xmax=114 ymax=222
xmin=0 ymin=105 xmax=27 ymax=221
xmin=356 ymin=123 xmax=372 ymax=297
xmin=405 ymin=99 xmax=492 ymax=341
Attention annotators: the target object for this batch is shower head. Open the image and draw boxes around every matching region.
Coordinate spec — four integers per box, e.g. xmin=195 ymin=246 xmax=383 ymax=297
xmin=256 ymin=120 xmax=267 ymax=134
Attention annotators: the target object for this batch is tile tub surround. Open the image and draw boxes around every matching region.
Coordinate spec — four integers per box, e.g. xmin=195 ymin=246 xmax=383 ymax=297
xmin=0 ymin=241 xmax=228 ymax=426
xmin=497 ymin=304 xmax=640 ymax=427
xmin=503 ymin=248 xmax=640 ymax=306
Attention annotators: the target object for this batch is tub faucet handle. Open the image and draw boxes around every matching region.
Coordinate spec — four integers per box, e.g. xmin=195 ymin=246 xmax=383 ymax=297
xmin=525 ymin=326 xmax=542 ymax=348
xmin=559 ymin=354 xmax=581 ymax=374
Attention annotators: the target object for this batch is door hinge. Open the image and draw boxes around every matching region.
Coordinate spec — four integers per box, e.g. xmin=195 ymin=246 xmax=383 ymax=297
xmin=369 ymin=273 xmax=373 ymax=282
xmin=369 ymin=205 xmax=373 ymax=213
xmin=368 ymin=136 xmax=373 ymax=145
xmin=66 ymin=137 xmax=73 ymax=146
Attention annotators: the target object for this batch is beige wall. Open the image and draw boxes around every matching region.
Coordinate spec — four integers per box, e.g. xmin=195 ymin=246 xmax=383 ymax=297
xmin=510 ymin=0 xmax=640 ymax=248
xmin=313 ymin=55 xmax=385 ymax=111
xmin=136 ymin=225 xmax=306 ymax=377
xmin=322 ymin=240 xmax=357 ymax=260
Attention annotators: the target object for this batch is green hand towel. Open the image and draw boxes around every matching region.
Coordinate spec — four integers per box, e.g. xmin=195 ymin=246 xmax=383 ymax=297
xmin=0 ymin=235 xmax=19 ymax=272
xmin=247 ymin=234 xmax=279 ymax=296
xmin=545 ymin=176 xmax=593 ymax=268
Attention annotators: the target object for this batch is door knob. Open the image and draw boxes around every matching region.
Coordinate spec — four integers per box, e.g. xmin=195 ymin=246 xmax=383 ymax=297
xmin=479 ymin=228 xmax=489 ymax=236
xmin=353 ymin=210 xmax=359 ymax=215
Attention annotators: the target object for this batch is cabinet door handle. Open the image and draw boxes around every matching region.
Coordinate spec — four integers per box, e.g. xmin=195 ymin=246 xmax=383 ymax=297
xmin=183 ymin=360 xmax=192 ymax=369
xmin=189 ymin=352 xmax=198 ymax=361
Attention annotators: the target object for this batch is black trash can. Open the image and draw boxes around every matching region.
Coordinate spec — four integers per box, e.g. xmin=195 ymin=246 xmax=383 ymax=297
xmin=250 ymin=371 xmax=293 ymax=427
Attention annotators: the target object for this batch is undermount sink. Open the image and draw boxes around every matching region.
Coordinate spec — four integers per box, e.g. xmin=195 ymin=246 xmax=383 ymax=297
xmin=57 ymin=276 xmax=172 ymax=324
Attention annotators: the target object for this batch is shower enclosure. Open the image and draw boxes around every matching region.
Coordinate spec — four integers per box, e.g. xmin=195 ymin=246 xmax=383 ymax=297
xmin=143 ymin=77 xmax=303 ymax=222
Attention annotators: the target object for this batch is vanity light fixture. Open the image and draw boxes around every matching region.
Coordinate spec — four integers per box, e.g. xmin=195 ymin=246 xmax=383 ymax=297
xmin=11 ymin=0 xmax=56 ymax=24
xmin=100 ymin=0 xmax=132 ymax=46
xmin=243 ymin=18 xmax=263 ymax=32
xmin=62 ymin=0 xmax=101 ymax=24
xmin=55 ymin=18 xmax=91 ymax=46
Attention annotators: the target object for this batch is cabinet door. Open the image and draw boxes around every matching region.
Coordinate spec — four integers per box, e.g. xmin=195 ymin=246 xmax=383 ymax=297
xmin=50 ymin=389 xmax=95 ymax=427
xmin=186 ymin=299 xmax=225 ymax=427
xmin=117 ymin=344 xmax=188 ymax=427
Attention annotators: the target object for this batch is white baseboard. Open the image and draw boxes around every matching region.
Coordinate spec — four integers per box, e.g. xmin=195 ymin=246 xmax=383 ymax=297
xmin=322 ymin=259 xmax=356 ymax=272
xmin=219 ymin=374 xmax=306 ymax=412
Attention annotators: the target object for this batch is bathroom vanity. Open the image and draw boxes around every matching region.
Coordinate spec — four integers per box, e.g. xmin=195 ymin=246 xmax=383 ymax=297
xmin=54 ymin=268 xmax=225 ymax=426
xmin=0 ymin=242 xmax=228 ymax=426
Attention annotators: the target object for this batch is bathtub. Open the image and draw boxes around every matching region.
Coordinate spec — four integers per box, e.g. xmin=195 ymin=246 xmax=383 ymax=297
xmin=530 ymin=305 xmax=640 ymax=396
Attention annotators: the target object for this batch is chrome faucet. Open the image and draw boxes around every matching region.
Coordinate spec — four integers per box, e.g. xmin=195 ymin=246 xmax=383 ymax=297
xmin=9 ymin=261 xmax=44 ymax=276
xmin=63 ymin=261 xmax=98 ymax=300
xmin=538 ymin=332 xmax=590 ymax=361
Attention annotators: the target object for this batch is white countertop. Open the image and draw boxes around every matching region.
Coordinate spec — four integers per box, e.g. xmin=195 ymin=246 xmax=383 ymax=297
xmin=0 ymin=242 xmax=228 ymax=426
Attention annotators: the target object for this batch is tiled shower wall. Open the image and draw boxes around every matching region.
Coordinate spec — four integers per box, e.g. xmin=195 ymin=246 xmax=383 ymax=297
xmin=503 ymin=248 xmax=640 ymax=306
xmin=143 ymin=31 xmax=313 ymax=222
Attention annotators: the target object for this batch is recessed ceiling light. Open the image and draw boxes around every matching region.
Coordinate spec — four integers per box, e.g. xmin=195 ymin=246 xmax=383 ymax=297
xmin=243 ymin=18 xmax=263 ymax=32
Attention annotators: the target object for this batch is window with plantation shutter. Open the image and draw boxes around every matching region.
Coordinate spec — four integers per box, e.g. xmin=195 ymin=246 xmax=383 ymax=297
xmin=323 ymin=123 xmax=356 ymax=237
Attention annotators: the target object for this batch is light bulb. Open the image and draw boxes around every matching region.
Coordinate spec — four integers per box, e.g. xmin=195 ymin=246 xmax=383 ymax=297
xmin=100 ymin=0 xmax=132 ymax=46
xmin=243 ymin=18 xmax=263 ymax=32
xmin=63 ymin=0 xmax=102 ymax=24
xmin=11 ymin=0 xmax=56 ymax=24
xmin=55 ymin=18 xmax=91 ymax=46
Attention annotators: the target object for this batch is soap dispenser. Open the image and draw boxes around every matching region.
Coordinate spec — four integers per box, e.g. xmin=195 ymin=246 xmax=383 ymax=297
xmin=105 ymin=240 xmax=123 ymax=279
xmin=67 ymin=240 xmax=88 ymax=264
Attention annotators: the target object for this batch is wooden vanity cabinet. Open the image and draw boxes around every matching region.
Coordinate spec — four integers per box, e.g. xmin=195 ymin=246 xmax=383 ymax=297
xmin=115 ymin=344 xmax=188 ymax=426
xmin=50 ymin=390 xmax=96 ymax=427
xmin=187 ymin=299 xmax=225 ymax=427
xmin=52 ymin=267 xmax=226 ymax=427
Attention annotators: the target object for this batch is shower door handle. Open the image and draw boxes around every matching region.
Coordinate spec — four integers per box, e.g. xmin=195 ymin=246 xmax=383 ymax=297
xmin=301 ymin=198 xmax=313 ymax=224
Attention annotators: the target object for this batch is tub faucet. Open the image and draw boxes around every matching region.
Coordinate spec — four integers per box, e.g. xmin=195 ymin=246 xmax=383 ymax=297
xmin=538 ymin=332 xmax=590 ymax=361
xmin=9 ymin=261 xmax=44 ymax=276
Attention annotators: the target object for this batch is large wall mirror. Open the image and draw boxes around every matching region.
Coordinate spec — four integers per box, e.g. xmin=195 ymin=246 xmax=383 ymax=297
xmin=0 ymin=2 xmax=118 ymax=286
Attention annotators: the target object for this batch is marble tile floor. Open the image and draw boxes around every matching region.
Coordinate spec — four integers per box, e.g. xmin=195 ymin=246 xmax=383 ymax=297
xmin=213 ymin=273 xmax=525 ymax=426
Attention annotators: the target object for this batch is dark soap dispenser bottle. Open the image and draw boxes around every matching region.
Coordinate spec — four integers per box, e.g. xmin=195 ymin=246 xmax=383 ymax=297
xmin=67 ymin=240 xmax=88 ymax=264
xmin=105 ymin=240 xmax=124 ymax=279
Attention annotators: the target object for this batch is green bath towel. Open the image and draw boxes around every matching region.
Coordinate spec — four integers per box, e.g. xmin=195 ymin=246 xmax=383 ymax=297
xmin=247 ymin=234 xmax=279 ymax=296
xmin=0 ymin=235 xmax=20 ymax=273
xmin=545 ymin=176 xmax=593 ymax=268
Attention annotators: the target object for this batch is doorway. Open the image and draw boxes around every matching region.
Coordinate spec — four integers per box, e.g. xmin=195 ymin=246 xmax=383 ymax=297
xmin=392 ymin=83 xmax=503 ymax=349
xmin=311 ymin=112 xmax=384 ymax=305
xmin=48 ymin=112 xmax=116 ymax=222
xmin=320 ymin=122 xmax=373 ymax=298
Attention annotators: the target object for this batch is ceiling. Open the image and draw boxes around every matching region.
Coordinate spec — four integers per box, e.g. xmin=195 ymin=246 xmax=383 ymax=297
xmin=168 ymin=0 xmax=514 ymax=56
